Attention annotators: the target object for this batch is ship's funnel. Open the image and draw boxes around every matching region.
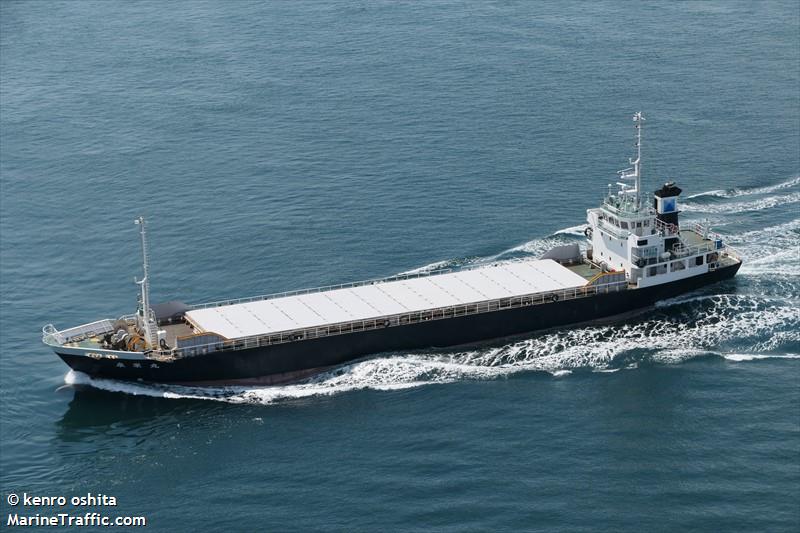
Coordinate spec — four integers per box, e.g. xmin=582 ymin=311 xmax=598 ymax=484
xmin=653 ymin=181 xmax=682 ymax=226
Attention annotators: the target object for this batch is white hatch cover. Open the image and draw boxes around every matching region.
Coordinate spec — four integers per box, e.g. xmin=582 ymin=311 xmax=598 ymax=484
xmin=185 ymin=259 xmax=588 ymax=340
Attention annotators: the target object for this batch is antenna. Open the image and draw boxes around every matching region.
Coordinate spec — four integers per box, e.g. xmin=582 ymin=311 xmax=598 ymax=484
xmin=134 ymin=216 xmax=156 ymax=349
xmin=617 ymin=112 xmax=645 ymax=211
xmin=631 ymin=111 xmax=645 ymax=211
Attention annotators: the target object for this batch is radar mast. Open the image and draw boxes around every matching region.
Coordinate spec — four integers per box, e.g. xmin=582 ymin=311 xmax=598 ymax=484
xmin=617 ymin=111 xmax=645 ymax=212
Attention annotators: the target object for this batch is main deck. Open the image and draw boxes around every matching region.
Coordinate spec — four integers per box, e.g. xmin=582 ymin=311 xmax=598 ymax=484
xmin=184 ymin=258 xmax=591 ymax=340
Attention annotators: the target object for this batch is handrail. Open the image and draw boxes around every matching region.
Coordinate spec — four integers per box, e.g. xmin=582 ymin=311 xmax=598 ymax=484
xmin=684 ymin=221 xmax=730 ymax=246
xmin=586 ymin=270 xmax=626 ymax=286
xmin=602 ymin=194 xmax=656 ymax=217
xmin=155 ymin=279 xmax=629 ymax=360
xmin=596 ymin=219 xmax=631 ymax=240
xmin=631 ymin=245 xmax=659 ymax=260
xmin=671 ymin=223 xmax=730 ymax=258
xmin=42 ymin=315 xmax=139 ymax=346
xmin=42 ymin=324 xmax=65 ymax=345
xmin=671 ymin=240 xmax=716 ymax=258
xmin=42 ymin=319 xmax=116 ymax=345
xmin=654 ymin=218 xmax=679 ymax=236
xmin=685 ymin=223 xmax=742 ymax=261
xmin=722 ymin=245 xmax=741 ymax=261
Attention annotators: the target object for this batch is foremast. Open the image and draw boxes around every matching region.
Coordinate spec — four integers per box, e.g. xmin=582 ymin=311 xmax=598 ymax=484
xmin=134 ymin=216 xmax=158 ymax=349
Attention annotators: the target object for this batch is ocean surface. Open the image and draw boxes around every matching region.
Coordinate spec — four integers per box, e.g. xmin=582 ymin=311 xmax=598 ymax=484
xmin=1 ymin=1 xmax=798 ymax=531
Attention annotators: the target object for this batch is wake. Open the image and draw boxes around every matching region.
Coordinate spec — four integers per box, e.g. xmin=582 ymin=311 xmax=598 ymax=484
xmin=398 ymin=224 xmax=587 ymax=276
xmin=682 ymin=191 xmax=800 ymax=214
xmin=685 ymin=176 xmax=800 ymax=200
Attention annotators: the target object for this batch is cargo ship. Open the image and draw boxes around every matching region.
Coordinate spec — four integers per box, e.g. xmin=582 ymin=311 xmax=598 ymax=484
xmin=43 ymin=113 xmax=741 ymax=385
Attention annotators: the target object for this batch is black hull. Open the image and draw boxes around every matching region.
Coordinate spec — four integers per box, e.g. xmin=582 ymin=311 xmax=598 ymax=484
xmin=57 ymin=262 xmax=741 ymax=384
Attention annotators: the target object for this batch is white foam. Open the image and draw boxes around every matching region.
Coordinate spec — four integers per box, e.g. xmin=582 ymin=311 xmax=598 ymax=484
xmin=397 ymin=259 xmax=458 ymax=275
xmin=681 ymin=191 xmax=800 ymax=213
xmin=740 ymin=249 xmax=799 ymax=277
xmin=553 ymin=224 xmax=587 ymax=236
xmin=686 ymin=176 xmax=800 ymax=199
xmin=686 ymin=189 xmax=727 ymax=199
xmin=488 ymin=235 xmax=577 ymax=261
xmin=655 ymin=293 xmax=717 ymax=308
xmin=396 ymin=224 xmax=584 ymax=276
xmin=64 ymin=369 xmax=83 ymax=385
xmin=721 ymin=353 xmax=800 ymax=362
xmin=65 ymin=370 xmax=192 ymax=398
xmin=728 ymin=218 xmax=800 ymax=242
xmin=725 ymin=218 xmax=800 ymax=277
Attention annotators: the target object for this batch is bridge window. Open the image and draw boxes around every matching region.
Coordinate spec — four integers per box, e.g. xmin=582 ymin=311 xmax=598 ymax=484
xmin=695 ymin=256 xmax=703 ymax=266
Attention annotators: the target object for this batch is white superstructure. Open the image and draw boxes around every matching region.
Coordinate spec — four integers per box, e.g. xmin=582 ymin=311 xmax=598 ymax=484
xmin=585 ymin=112 xmax=727 ymax=288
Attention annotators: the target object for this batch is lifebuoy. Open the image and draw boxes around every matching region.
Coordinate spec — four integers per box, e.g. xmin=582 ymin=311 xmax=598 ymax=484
xmin=550 ymin=294 xmax=560 ymax=302
xmin=584 ymin=226 xmax=593 ymax=238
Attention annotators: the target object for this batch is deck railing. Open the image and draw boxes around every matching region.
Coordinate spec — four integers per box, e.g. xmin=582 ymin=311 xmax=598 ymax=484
xmin=42 ymin=315 xmax=140 ymax=347
xmin=155 ymin=279 xmax=629 ymax=361
xmin=596 ymin=219 xmax=631 ymax=240
xmin=602 ymin=194 xmax=657 ymax=217
xmin=671 ymin=240 xmax=719 ymax=258
xmin=42 ymin=319 xmax=116 ymax=346
xmin=653 ymin=218 xmax=679 ymax=237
